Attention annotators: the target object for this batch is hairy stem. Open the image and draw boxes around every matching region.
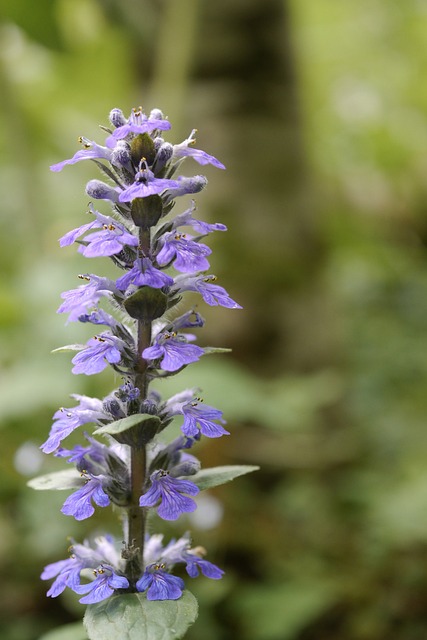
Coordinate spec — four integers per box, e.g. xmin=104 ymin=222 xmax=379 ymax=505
xmin=124 ymin=227 xmax=152 ymax=586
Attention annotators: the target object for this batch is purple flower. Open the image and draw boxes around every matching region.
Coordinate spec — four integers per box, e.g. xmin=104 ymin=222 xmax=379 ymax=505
xmin=142 ymin=533 xmax=224 ymax=583
xmin=118 ymin=165 xmax=180 ymax=202
xmin=118 ymin=381 xmax=140 ymax=402
xmin=86 ymin=180 xmax=121 ymax=203
xmin=116 ymin=258 xmax=174 ymax=292
xmin=181 ymin=399 xmax=229 ymax=438
xmin=71 ymin=333 xmax=124 ymax=375
xmin=172 ymin=204 xmax=227 ymax=235
xmin=106 ymin=107 xmax=171 ymax=148
xmin=59 ymin=207 xmax=110 ymax=247
xmin=79 ymin=223 xmax=138 ymax=258
xmin=77 ymin=309 xmax=118 ymax=327
xmin=60 ymin=219 xmax=99 ymax=247
xmin=143 ymin=332 xmax=204 ymax=372
xmin=41 ymin=395 xmax=107 ymax=454
xmin=173 ymin=130 xmax=225 ymax=170
xmin=184 ymin=555 xmax=224 ymax=580
xmin=174 ymin=274 xmax=242 ymax=309
xmin=139 ymin=470 xmax=199 ymax=521
xmin=57 ymin=274 xmax=118 ymax=323
xmin=57 ymin=435 xmax=112 ymax=473
xmin=41 ymin=556 xmax=85 ymax=597
xmin=136 ymin=566 xmax=184 ymax=601
xmin=164 ymin=389 xmax=197 ymax=416
xmin=162 ymin=176 xmax=208 ymax=205
xmin=75 ymin=565 xmax=129 ymax=604
xmin=61 ymin=476 xmax=110 ymax=520
xmin=50 ymin=137 xmax=112 ymax=172
xmin=42 ymin=537 xmax=127 ymax=600
xmin=171 ymin=310 xmax=205 ymax=331
xmin=156 ymin=232 xmax=211 ymax=273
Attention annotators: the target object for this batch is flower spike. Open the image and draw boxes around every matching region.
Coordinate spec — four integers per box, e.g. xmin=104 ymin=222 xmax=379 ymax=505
xmin=36 ymin=103 xmax=250 ymax=627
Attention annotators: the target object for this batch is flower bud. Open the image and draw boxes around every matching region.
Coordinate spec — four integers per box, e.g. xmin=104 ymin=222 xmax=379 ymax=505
xmin=86 ymin=180 xmax=119 ymax=203
xmin=153 ymin=143 xmax=173 ymax=173
xmin=153 ymin=137 xmax=164 ymax=151
xmin=163 ymin=176 xmax=208 ymax=205
xmin=150 ymin=108 xmax=164 ymax=120
xmin=103 ymin=397 xmax=126 ymax=420
xmin=111 ymin=141 xmax=131 ymax=169
xmin=170 ymin=459 xmax=201 ymax=477
xmin=109 ymin=108 xmax=127 ymax=127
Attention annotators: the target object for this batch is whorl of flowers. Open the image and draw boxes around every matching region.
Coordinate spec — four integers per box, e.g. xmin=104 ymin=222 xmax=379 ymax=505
xmin=37 ymin=106 xmax=243 ymax=604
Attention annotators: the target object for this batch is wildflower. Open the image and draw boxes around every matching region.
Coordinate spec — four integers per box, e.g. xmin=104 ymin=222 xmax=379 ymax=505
xmin=39 ymin=103 xmax=246 ymax=613
xmin=50 ymin=137 xmax=112 ymax=172
xmin=106 ymin=107 xmax=171 ymax=147
xmin=71 ymin=333 xmax=124 ymax=375
xmin=41 ymin=542 xmax=98 ymax=597
xmin=61 ymin=476 xmax=110 ymax=521
xmin=42 ymin=536 xmax=128 ymax=602
xmin=57 ymin=274 xmax=118 ymax=323
xmin=116 ymin=258 xmax=174 ymax=291
xmin=142 ymin=533 xmax=224 ymax=584
xmin=162 ymin=176 xmax=208 ymax=205
xmin=77 ymin=309 xmax=118 ymax=327
xmin=142 ymin=332 xmax=204 ymax=372
xmin=181 ymin=399 xmax=229 ymax=438
xmin=118 ymin=163 xmax=180 ymax=202
xmin=139 ymin=470 xmax=199 ymax=521
xmin=156 ymin=231 xmax=211 ymax=273
xmin=173 ymin=129 xmax=226 ymax=170
xmin=41 ymin=396 xmax=107 ymax=454
xmin=136 ymin=565 xmax=184 ymax=601
xmin=183 ymin=554 xmax=224 ymax=579
xmin=76 ymin=565 xmax=129 ymax=604
xmin=60 ymin=208 xmax=138 ymax=257
xmin=171 ymin=204 xmax=227 ymax=235
xmin=174 ymin=274 xmax=242 ymax=308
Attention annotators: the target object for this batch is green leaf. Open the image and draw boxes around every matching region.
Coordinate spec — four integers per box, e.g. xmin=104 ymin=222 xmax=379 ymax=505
xmin=94 ymin=414 xmax=162 ymax=447
xmin=191 ymin=465 xmax=259 ymax=491
xmin=28 ymin=469 xmax=83 ymax=491
xmin=39 ymin=621 xmax=87 ymax=640
xmin=84 ymin=591 xmax=198 ymax=640
xmin=124 ymin=287 xmax=168 ymax=322
xmin=130 ymin=133 xmax=156 ymax=166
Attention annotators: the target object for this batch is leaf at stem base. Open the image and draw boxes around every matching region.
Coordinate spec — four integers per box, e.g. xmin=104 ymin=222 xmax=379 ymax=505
xmin=84 ymin=591 xmax=198 ymax=640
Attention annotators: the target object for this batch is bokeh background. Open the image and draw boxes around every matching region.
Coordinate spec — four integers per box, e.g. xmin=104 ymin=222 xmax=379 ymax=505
xmin=2 ymin=1 xmax=427 ymax=638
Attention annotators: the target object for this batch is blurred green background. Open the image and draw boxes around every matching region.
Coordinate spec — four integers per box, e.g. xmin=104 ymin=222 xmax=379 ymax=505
xmin=2 ymin=0 xmax=427 ymax=638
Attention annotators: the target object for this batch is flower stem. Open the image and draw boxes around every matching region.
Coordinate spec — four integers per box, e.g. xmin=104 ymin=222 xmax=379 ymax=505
xmin=124 ymin=227 xmax=152 ymax=586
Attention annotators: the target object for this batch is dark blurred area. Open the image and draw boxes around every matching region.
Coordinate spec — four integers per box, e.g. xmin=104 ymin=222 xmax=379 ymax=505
xmin=2 ymin=0 xmax=427 ymax=638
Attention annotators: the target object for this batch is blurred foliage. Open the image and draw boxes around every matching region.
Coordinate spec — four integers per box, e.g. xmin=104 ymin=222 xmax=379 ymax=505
xmin=2 ymin=0 xmax=427 ymax=639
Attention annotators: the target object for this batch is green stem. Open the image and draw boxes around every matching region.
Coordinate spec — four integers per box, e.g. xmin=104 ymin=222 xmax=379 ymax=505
xmin=124 ymin=227 xmax=152 ymax=587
